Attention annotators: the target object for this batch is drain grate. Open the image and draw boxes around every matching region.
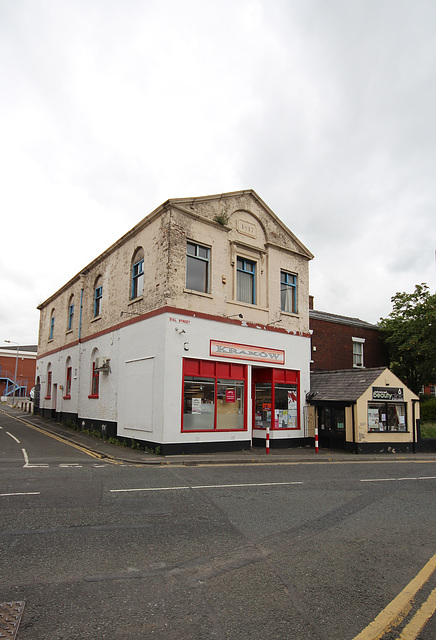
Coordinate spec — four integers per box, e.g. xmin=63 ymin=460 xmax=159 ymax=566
xmin=0 ymin=602 xmax=25 ymax=640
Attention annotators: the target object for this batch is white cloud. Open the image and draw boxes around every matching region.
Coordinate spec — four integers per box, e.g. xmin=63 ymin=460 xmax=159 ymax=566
xmin=0 ymin=0 xmax=435 ymax=344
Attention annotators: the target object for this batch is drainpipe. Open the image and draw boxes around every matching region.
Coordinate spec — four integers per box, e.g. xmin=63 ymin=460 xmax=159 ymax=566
xmin=79 ymin=287 xmax=84 ymax=341
xmin=77 ymin=280 xmax=85 ymax=427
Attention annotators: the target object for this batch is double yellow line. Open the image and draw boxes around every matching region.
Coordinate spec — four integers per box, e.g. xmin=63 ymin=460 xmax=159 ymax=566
xmin=353 ymin=553 xmax=436 ymax=640
xmin=2 ymin=409 xmax=119 ymax=463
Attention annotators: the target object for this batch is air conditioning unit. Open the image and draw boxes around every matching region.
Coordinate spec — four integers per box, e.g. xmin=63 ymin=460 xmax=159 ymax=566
xmin=95 ymin=356 xmax=110 ymax=371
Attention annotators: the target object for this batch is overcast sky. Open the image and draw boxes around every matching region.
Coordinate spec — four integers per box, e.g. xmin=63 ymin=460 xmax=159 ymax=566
xmin=1 ymin=0 xmax=435 ymax=346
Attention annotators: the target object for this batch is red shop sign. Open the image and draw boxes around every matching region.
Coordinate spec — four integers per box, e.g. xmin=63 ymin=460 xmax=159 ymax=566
xmin=226 ymin=388 xmax=236 ymax=403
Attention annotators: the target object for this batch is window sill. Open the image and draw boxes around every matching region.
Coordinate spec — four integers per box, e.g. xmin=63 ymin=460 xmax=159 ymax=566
xmin=91 ymin=316 xmax=101 ymax=323
xmin=227 ymin=300 xmax=269 ymax=312
xmin=44 ymin=395 xmax=51 ymax=400
xmin=63 ymin=395 xmax=71 ymax=400
xmin=128 ymin=295 xmax=143 ymax=305
xmin=66 ymin=329 xmax=73 ymax=335
xmin=368 ymin=430 xmax=409 ymax=434
xmin=183 ymin=288 xmax=212 ymax=299
xmin=280 ymin=310 xmax=299 ymax=318
xmin=88 ymin=394 xmax=99 ymax=399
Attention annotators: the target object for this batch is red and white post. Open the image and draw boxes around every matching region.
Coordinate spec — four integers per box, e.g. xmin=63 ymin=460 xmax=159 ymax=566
xmin=315 ymin=426 xmax=319 ymax=453
xmin=266 ymin=426 xmax=270 ymax=455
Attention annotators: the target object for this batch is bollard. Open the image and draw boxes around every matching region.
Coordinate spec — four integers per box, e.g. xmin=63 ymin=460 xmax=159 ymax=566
xmin=266 ymin=426 xmax=270 ymax=454
xmin=315 ymin=426 xmax=319 ymax=453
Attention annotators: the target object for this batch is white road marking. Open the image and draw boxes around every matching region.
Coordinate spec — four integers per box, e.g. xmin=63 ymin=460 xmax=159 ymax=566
xmin=111 ymin=486 xmax=189 ymax=493
xmin=361 ymin=476 xmax=436 ymax=483
xmin=59 ymin=464 xmax=82 ymax=468
xmin=360 ymin=478 xmax=397 ymax=482
xmin=110 ymin=481 xmax=304 ymax=493
xmin=1 ymin=492 xmax=40 ymax=497
xmin=22 ymin=448 xmax=29 ymax=465
xmin=22 ymin=448 xmax=49 ymax=468
xmin=6 ymin=431 xmax=20 ymax=443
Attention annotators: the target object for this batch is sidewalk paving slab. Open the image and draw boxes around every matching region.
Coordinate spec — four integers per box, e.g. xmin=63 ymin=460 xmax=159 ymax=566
xmin=2 ymin=404 xmax=436 ymax=466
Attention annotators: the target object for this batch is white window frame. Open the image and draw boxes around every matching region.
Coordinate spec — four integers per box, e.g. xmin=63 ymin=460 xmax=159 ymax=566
xmin=352 ymin=337 xmax=365 ymax=368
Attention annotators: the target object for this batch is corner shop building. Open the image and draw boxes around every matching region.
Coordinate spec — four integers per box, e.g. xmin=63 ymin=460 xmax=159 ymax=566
xmin=36 ymin=190 xmax=314 ymax=453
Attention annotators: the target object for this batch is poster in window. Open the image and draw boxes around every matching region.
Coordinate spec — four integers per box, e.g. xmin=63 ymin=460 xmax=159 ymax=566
xmin=192 ymin=397 xmax=202 ymax=414
xmin=226 ymin=388 xmax=236 ymax=403
xmin=287 ymin=390 xmax=298 ymax=428
xmin=368 ymin=408 xmax=379 ymax=431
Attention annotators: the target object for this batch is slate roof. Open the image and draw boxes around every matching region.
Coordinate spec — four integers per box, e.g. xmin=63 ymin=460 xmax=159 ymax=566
xmin=309 ymin=309 xmax=379 ymax=330
xmin=1 ymin=345 xmax=37 ymax=353
xmin=309 ymin=367 xmax=387 ymax=403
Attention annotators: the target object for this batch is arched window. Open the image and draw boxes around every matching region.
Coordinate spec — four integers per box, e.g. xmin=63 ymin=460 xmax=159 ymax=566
xmin=45 ymin=364 xmax=52 ymax=399
xmin=49 ymin=309 xmax=55 ymax=340
xmin=67 ymin=294 xmax=74 ymax=331
xmin=94 ymin=276 xmax=103 ymax=317
xmin=65 ymin=357 xmax=72 ymax=399
xmin=89 ymin=349 xmax=99 ymax=398
xmin=131 ymin=248 xmax=144 ymax=299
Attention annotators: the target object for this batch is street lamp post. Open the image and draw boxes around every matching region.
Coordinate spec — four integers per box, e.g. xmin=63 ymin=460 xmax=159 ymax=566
xmin=4 ymin=340 xmax=19 ymax=406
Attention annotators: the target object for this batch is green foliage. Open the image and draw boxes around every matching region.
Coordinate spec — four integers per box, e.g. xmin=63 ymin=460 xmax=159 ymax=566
xmin=214 ymin=204 xmax=230 ymax=226
xmin=420 ymin=422 xmax=436 ymax=438
xmin=420 ymin=396 xmax=436 ymax=423
xmin=379 ymin=283 xmax=436 ymax=394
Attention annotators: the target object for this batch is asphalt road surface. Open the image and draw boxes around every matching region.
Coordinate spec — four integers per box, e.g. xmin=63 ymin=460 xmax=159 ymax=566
xmin=1 ymin=408 xmax=435 ymax=640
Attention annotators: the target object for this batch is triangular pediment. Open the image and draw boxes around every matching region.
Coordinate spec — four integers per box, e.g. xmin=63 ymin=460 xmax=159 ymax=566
xmin=167 ymin=189 xmax=314 ymax=259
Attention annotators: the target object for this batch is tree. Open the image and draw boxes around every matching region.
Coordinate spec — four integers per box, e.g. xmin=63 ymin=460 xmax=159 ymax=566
xmin=379 ymin=283 xmax=436 ymax=394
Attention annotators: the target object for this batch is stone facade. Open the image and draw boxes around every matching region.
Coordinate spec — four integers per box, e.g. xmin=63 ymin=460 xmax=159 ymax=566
xmin=36 ymin=190 xmax=314 ymax=452
xmin=38 ymin=191 xmax=313 ymax=352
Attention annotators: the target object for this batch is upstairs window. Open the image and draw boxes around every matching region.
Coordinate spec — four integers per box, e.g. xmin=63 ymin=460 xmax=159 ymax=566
xmin=352 ymin=337 xmax=365 ymax=367
xmin=67 ymin=295 xmax=74 ymax=331
xmin=49 ymin=310 xmax=55 ymax=340
xmin=280 ymin=271 xmax=297 ymax=313
xmin=131 ymin=248 xmax=144 ymax=299
xmin=94 ymin=278 xmax=103 ymax=317
xmin=186 ymin=242 xmax=210 ymax=293
xmin=237 ymin=257 xmax=256 ymax=304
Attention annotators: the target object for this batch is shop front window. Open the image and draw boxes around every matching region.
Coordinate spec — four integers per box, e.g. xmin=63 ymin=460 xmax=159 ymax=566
xmin=183 ymin=377 xmax=215 ymax=431
xmin=217 ymin=380 xmax=244 ymax=430
xmin=274 ymin=383 xmax=298 ymax=428
xmin=368 ymin=402 xmax=407 ymax=432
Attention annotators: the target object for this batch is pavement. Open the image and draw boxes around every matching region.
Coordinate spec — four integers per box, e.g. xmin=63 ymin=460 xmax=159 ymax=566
xmin=2 ymin=402 xmax=436 ymax=466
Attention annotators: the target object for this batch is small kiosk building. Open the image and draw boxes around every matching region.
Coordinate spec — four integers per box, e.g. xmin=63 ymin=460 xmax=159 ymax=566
xmin=308 ymin=367 xmax=420 ymax=453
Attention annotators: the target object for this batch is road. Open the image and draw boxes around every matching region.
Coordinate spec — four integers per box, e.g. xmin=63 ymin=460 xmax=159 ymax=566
xmin=0 ymin=407 xmax=435 ymax=639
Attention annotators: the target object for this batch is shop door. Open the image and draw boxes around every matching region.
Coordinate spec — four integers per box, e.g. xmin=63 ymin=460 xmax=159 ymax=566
xmin=253 ymin=380 xmax=272 ymax=430
xmin=318 ymin=406 xmax=346 ymax=450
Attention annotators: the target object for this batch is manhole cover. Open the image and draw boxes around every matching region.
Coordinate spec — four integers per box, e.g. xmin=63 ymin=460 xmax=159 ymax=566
xmin=0 ymin=602 xmax=25 ymax=639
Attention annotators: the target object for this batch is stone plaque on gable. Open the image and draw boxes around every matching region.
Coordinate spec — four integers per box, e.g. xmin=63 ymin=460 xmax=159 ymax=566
xmin=237 ymin=219 xmax=257 ymax=238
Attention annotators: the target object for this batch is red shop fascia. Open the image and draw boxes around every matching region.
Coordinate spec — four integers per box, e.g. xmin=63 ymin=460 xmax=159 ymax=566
xmin=181 ymin=340 xmax=300 ymax=434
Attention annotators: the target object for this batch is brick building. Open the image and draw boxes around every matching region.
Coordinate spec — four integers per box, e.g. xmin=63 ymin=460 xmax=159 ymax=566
xmin=36 ymin=190 xmax=315 ymax=453
xmin=309 ymin=297 xmax=388 ymax=371
xmin=0 ymin=345 xmax=37 ymax=399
